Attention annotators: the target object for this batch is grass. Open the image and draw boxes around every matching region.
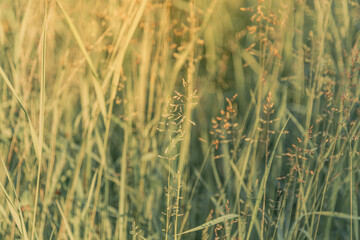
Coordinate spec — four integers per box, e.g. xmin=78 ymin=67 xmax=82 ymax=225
xmin=0 ymin=0 xmax=360 ymax=239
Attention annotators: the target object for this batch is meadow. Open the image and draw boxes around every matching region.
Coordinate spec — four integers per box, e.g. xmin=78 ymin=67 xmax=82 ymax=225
xmin=0 ymin=0 xmax=360 ymax=239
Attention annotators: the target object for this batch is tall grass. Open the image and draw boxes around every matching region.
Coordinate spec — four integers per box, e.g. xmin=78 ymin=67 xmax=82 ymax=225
xmin=0 ymin=0 xmax=359 ymax=239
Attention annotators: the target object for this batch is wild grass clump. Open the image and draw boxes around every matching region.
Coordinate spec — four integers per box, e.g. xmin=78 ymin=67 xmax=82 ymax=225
xmin=0 ymin=0 xmax=359 ymax=239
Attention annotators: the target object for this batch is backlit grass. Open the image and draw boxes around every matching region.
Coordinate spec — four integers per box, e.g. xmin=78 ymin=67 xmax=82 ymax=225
xmin=0 ymin=0 xmax=359 ymax=239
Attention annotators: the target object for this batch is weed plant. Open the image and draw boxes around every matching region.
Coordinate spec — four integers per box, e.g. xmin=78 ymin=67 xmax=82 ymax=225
xmin=0 ymin=0 xmax=359 ymax=239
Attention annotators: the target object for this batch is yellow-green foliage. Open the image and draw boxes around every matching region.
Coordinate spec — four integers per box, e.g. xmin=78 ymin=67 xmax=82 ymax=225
xmin=0 ymin=0 xmax=360 ymax=239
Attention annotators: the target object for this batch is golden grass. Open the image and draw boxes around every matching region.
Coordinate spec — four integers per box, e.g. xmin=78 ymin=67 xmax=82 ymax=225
xmin=0 ymin=0 xmax=359 ymax=239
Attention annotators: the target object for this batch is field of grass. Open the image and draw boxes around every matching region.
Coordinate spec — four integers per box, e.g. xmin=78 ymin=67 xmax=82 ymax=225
xmin=0 ymin=0 xmax=360 ymax=239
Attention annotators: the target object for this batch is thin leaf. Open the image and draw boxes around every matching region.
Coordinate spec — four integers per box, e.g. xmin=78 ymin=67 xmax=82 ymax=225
xmin=7 ymin=200 xmax=22 ymax=235
xmin=0 ymin=182 xmax=29 ymax=240
xmin=32 ymin=13 xmax=47 ymax=240
xmin=176 ymin=214 xmax=238 ymax=236
xmin=0 ymin=158 xmax=29 ymax=240
xmin=80 ymin=171 xmax=98 ymax=220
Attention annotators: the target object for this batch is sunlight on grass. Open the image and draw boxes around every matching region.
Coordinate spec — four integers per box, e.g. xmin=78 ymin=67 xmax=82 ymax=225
xmin=0 ymin=0 xmax=359 ymax=239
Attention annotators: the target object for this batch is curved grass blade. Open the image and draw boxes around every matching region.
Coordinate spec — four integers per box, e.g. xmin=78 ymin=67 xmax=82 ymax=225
xmin=176 ymin=214 xmax=238 ymax=236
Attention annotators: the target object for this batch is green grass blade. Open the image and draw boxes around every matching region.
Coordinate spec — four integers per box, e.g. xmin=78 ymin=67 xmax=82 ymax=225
xmin=176 ymin=214 xmax=238 ymax=236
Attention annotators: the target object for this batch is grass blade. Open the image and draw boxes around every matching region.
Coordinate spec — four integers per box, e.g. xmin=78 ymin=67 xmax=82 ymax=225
xmin=31 ymin=12 xmax=47 ymax=240
xmin=0 ymin=160 xmax=29 ymax=240
xmin=80 ymin=171 xmax=98 ymax=220
xmin=176 ymin=214 xmax=238 ymax=236
xmin=56 ymin=201 xmax=75 ymax=240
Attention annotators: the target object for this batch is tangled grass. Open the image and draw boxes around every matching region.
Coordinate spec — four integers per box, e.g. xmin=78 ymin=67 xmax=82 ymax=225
xmin=0 ymin=0 xmax=360 ymax=239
